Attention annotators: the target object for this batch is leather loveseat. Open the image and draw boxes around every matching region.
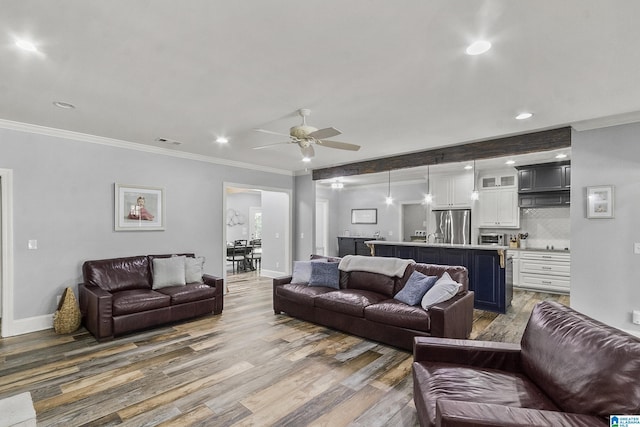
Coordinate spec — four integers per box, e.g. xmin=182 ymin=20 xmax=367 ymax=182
xmin=413 ymin=301 xmax=640 ymax=427
xmin=273 ymin=255 xmax=474 ymax=351
xmin=79 ymin=253 xmax=223 ymax=341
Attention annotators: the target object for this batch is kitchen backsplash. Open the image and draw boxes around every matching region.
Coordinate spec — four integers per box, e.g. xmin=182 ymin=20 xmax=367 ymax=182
xmin=518 ymin=207 xmax=570 ymax=249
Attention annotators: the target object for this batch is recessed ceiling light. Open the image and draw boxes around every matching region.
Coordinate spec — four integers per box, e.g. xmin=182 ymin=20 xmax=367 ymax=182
xmin=555 ymin=153 xmax=567 ymax=159
xmin=515 ymin=112 xmax=533 ymax=120
xmin=505 ymin=160 xmax=516 ymax=165
xmin=466 ymin=40 xmax=491 ymax=55
xmin=302 ymin=157 xmax=311 ymax=163
xmin=216 ymin=136 xmax=229 ymax=144
xmin=464 ymin=164 xmax=473 ymax=170
xmin=15 ymin=38 xmax=38 ymax=52
xmin=53 ymin=101 xmax=75 ymax=109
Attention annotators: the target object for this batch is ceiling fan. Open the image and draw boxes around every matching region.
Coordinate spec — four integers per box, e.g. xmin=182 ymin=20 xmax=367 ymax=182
xmin=253 ymin=109 xmax=361 ymax=160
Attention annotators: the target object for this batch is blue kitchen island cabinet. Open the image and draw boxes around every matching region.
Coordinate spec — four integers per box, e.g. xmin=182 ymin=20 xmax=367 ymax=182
xmin=367 ymin=241 xmax=512 ymax=314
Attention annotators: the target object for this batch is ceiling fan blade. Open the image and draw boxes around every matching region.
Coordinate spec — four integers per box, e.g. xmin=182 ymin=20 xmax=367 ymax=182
xmin=253 ymin=128 xmax=291 ymax=137
xmin=308 ymin=127 xmax=342 ymax=140
xmin=252 ymin=141 xmax=291 ymax=150
xmin=316 ymin=139 xmax=361 ymax=151
xmin=300 ymin=144 xmax=315 ymax=158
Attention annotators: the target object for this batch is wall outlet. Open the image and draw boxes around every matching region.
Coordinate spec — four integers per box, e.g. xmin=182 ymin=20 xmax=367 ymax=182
xmin=388 ymin=231 xmax=393 ymax=236
xmin=56 ymin=295 xmax=61 ymax=306
xmin=275 ymin=232 xmax=280 ymax=239
xmin=634 ymin=243 xmax=640 ymax=254
xmin=276 ymin=262 xmax=279 ymax=268
xmin=28 ymin=239 xmax=38 ymax=250
xmin=300 ymin=232 xmax=304 ymax=239
xmin=633 ymin=310 xmax=640 ymax=325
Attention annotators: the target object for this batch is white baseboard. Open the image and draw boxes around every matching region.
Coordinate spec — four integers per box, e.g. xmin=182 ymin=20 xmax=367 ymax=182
xmin=7 ymin=314 xmax=53 ymax=337
xmin=622 ymin=328 xmax=640 ymax=338
xmin=260 ymin=269 xmax=289 ymax=279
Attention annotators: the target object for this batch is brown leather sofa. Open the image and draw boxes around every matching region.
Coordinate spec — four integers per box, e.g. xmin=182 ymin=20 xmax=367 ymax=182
xmin=79 ymin=254 xmax=223 ymax=341
xmin=413 ymin=301 xmax=640 ymax=427
xmin=273 ymin=257 xmax=474 ymax=351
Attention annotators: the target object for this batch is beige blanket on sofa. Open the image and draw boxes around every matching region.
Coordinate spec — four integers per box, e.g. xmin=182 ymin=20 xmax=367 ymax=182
xmin=338 ymin=255 xmax=414 ymax=278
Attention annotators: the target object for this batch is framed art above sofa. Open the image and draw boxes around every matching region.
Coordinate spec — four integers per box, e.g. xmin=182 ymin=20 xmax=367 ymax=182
xmin=114 ymin=183 xmax=165 ymax=231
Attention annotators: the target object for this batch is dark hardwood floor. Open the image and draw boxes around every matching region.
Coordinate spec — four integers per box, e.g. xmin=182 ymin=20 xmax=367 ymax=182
xmin=0 ymin=272 xmax=568 ymax=426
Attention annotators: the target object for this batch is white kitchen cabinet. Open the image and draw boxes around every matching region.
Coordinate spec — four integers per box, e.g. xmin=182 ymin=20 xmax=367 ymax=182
xmin=431 ymin=173 xmax=473 ymax=209
xmin=477 ymin=188 xmax=519 ymax=228
xmin=480 ymin=173 xmax=517 ymax=189
xmin=518 ymin=251 xmax=570 ymax=294
xmin=511 ymin=250 xmax=520 ymax=286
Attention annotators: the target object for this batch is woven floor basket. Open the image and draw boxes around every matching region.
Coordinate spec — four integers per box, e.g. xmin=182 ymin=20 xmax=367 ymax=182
xmin=53 ymin=287 xmax=81 ymax=334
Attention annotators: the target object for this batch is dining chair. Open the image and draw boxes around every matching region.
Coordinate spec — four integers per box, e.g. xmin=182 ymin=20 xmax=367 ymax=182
xmin=226 ymin=240 xmax=248 ymax=274
xmin=250 ymin=239 xmax=262 ymax=271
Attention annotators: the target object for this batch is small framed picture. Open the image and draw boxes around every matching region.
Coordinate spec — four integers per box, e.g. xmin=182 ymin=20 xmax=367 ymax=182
xmin=115 ymin=184 xmax=165 ymax=231
xmin=351 ymin=208 xmax=377 ymax=224
xmin=586 ymin=185 xmax=614 ymax=219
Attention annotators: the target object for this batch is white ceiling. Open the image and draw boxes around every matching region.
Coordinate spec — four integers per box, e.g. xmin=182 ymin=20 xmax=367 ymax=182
xmin=2 ymin=1 xmax=640 ymax=175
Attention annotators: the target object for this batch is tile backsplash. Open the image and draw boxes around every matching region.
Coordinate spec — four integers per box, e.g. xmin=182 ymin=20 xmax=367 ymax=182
xmin=519 ymin=207 xmax=570 ymax=249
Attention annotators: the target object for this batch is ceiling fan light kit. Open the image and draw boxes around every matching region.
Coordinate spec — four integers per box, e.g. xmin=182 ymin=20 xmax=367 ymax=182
xmin=253 ymin=108 xmax=361 ymax=160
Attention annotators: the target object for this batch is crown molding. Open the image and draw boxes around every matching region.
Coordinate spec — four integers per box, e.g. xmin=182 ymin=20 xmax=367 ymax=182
xmin=0 ymin=119 xmax=293 ymax=176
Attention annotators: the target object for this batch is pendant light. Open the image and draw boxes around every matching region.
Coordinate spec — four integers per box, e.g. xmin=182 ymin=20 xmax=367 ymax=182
xmin=471 ymin=160 xmax=479 ymax=200
xmin=385 ymin=170 xmax=393 ymax=205
xmin=424 ymin=165 xmax=432 ymax=204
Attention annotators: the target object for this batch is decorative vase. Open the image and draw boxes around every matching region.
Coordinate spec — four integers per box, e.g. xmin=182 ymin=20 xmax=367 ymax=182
xmin=53 ymin=287 xmax=81 ymax=334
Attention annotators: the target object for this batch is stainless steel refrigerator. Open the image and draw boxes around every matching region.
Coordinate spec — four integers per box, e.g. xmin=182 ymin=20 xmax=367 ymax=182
xmin=432 ymin=209 xmax=471 ymax=245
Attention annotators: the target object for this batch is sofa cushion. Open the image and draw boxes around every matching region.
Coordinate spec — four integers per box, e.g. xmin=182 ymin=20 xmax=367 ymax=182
xmin=112 ymin=289 xmax=171 ymax=316
xmin=394 ymin=271 xmax=438 ymax=306
xmin=83 ymin=256 xmax=151 ymax=292
xmin=413 ymin=362 xmax=560 ymax=427
xmin=185 ymin=256 xmax=205 ymax=284
xmin=152 ymin=256 xmax=187 ymax=289
xmin=414 ymin=264 xmax=468 ymax=293
xmin=156 ymin=283 xmax=216 ymax=305
xmin=420 ymin=272 xmax=462 ymax=309
xmin=314 ymin=289 xmax=388 ymax=317
xmin=309 ymin=262 xmax=340 ymax=289
xmin=365 ymin=299 xmax=431 ymax=332
xmin=345 ymin=271 xmax=396 ymax=297
xmin=521 ymin=301 xmax=640 ymax=417
xmin=275 ymin=283 xmax=335 ymax=305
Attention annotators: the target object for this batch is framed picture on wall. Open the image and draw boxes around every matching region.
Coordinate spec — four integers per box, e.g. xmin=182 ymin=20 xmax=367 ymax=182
xmin=351 ymin=208 xmax=377 ymax=224
xmin=586 ymin=185 xmax=614 ymax=219
xmin=114 ymin=184 xmax=165 ymax=231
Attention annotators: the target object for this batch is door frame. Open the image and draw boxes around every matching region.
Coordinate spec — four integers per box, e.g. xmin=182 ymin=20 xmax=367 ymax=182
xmin=0 ymin=168 xmax=14 ymax=337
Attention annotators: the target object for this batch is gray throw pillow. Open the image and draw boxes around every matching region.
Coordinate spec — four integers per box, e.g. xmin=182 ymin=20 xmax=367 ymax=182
xmin=308 ymin=262 xmax=340 ymax=289
xmin=420 ymin=272 xmax=462 ymax=309
xmin=152 ymin=256 xmax=186 ymax=289
xmin=394 ymin=271 xmax=438 ymax=306
xmin=185 ymin=256 xmax=205 ymax=283
xmin=291 ymin=259 xmax=327 ymax=284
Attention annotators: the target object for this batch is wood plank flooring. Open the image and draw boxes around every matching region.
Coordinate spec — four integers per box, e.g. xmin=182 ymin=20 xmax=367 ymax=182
xmin=0 ymin=273 xmax=568 ymax=426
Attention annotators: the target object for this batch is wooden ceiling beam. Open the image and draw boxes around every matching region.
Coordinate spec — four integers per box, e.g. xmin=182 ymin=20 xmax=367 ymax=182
xmin=311 ymin=127 xmax=571 ymax=181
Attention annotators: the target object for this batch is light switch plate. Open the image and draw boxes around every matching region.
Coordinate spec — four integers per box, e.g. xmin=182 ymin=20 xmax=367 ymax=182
xmin=28 ymin=240 xmax=38 ymax=250
xmin=635 ymin=243 xmax=640 ymax=254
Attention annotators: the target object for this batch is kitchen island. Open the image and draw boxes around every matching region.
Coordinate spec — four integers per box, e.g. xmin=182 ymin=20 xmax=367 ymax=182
xmin=366 ymin=241 xmax=512 ymax=313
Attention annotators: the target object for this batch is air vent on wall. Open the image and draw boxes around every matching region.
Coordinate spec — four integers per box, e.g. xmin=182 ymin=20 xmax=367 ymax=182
xmin=155 ymin=137 xmax=182 ymax=145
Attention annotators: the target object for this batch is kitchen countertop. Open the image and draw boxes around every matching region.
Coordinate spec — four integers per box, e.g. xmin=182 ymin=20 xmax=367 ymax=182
xmin=365 ymin=240 xmax=509 ymax=251
xmin=509 ymin=247 xmax=571 ymax=253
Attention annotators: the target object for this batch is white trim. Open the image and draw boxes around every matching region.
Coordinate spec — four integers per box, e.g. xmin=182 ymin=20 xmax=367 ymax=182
xmin=622 ymin=328 xmax=640 ymax=338
xmin=9 ymin=314 xmax=53 ymax=336
xmin=259 ymin=269 xmax=288 ymax=279
xmin=0 ymin=119 xmax=293 ymax=177
xmin=0 ymin=168 xmax=15 ymax=337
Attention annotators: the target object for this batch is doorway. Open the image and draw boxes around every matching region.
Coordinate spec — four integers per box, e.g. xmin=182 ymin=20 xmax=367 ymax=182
xmin=0 ymin=169 xmax=14 ymax=337
xmin=223 ymin=182 xmax=292 ymax=284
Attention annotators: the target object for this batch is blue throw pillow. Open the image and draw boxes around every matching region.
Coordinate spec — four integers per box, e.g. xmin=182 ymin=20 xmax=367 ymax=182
xmin=308 ymin=262 xmax=340 ymax=289
xmin=394 ymin=271 xmax=438 ymax=306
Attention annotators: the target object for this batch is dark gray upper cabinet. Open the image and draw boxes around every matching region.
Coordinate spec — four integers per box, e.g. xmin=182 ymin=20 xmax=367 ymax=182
xmin=517 ymin=162 xmax=571 ymax=193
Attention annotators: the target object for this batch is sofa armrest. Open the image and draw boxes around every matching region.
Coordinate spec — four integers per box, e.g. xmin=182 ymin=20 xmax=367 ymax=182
xmin=78 ymin=283 xmax=113 ymax=340
xmin=203 ymin=274 xmax=224 ymax=314
xmin=435 ymin=400 xmax=607 ymax=427
xmin=413 ymin=337 xmax=522 ymax=373
xmin=273 ymin=275 xmax=293 ymax=286
xmin=429 ymin=291 xmax=474 ymax=339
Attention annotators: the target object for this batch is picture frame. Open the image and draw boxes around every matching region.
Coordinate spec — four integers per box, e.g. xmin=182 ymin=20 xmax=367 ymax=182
xmin=114 ymin=184 xmax=165 ymax=231
xmin=351 ymin=208 xmax=377 ymax=224
xmin=586 ymin=185 xmax=614 ymax=219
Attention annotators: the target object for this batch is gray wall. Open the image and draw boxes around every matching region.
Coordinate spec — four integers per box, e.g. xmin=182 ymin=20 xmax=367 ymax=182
xmin=226 ymin=192 xmax=261 ymax=243
xmin=261 ymin=190 xmax=290 ymax=275
xmin=0 ymin=127 xmax=292 ymax=320
xmin=571 ymin=123 xmax=640 ymax=333
xmin=294 ymin=174 xmax=315 ymax=262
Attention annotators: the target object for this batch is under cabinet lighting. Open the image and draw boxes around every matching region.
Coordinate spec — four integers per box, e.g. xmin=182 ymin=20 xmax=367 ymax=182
xmin=505 ymin=160 xmax=516 ymax=165
xmin=555 ymin=153 xmax=567 ymax=159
